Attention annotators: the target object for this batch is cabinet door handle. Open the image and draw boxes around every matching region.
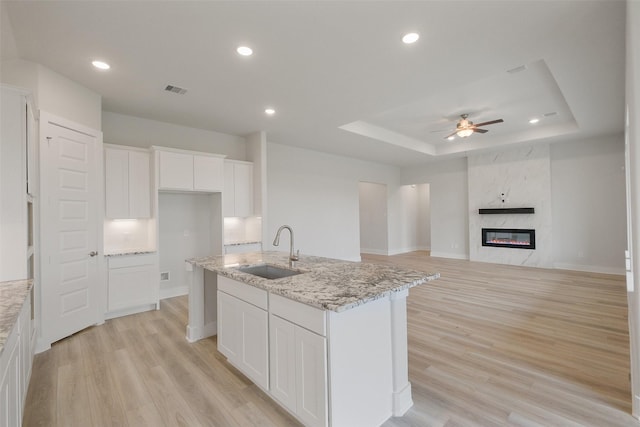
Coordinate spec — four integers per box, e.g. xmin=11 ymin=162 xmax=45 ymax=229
xmin=89 ymin=251 xmax=98 ymax=257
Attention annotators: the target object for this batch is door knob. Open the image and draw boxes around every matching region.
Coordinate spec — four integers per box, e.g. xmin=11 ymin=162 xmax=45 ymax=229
xmin=89 ymin=251 xmax=98 ymax=257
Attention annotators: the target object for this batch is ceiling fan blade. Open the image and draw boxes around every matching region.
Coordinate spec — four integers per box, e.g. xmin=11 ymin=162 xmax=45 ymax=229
xmin=444 ymin=131 xmax=458 ymax=139
xmin=473 ymin=128 xmax=489 ymax=134
xmin=474 ymin=119 xmax=504 ymax=127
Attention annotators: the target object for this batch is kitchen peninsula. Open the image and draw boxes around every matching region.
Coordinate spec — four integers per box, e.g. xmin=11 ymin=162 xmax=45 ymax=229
xmin=185 ymin=251 xmax=439 ymax=427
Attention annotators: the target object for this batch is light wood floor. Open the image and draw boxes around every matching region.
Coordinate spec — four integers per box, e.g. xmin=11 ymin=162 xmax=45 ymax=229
xmin=23 ymin=252 xmax=639 ymax=426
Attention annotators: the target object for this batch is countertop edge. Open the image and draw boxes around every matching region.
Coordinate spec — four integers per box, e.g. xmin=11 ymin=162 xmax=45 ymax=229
xmin=0 ymin=279 xmax=33 ymax=356
xmin=187 ymin=252 xmax=440 ymax=312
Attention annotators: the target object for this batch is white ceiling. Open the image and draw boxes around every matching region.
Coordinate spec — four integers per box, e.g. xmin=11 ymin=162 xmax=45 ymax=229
xmin=1 ymin=1 xmax=626 ymax=166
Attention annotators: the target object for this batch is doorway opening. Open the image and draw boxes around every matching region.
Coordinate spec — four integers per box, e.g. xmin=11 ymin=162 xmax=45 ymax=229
xmin=358 ymin=182 xmax=431 ymax=256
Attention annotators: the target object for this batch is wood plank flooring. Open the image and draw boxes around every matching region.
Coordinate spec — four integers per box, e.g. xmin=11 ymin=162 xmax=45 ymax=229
xmin=23 ymin=252 xmax=639 ymax=426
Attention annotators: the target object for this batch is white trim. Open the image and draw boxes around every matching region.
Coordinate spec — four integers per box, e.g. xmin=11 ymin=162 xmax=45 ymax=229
xmin=150 ymin=145 xmax=226 ymax=158
xmin=388 ymin=246 xmax=431 ymax=256
xmin=360 ymin=248 xmax=389 ymax=256
xmin=159 ymin=285 xmax=188 ymax=300
xmin=553 ymin=263 xmax=625 ymax=276
xmin=430 ymin=251 xmax=469 ymax=260
xmin=105 ymin=304 xmax=157 ymax=320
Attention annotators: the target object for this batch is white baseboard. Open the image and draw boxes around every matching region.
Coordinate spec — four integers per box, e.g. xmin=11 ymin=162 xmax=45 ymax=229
xmin=430 ymin=251 xmax=469 ymax=260
xmin=362 ymin=246 xmax=431 ymax=256
xmin=105 ymin=303 xmax=157 ymax=320
xmin=553 ymin=263 xmax=625 ymax=276
xmin=160 ymin=285 xmax=189 ymax=300
xmin=360 ymin=248 xmax=388 ymax=256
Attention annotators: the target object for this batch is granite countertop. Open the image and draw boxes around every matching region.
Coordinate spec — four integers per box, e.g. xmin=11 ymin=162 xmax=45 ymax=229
xmin=187 ymin=251 xmax=439 ymax=312
xmin=224 ymin=241 xmax=261 ymax=246
xmin=104 ymin=249 xmax=157 ymax=257
xmin=0 ymin=279 xmax=33 ymax=356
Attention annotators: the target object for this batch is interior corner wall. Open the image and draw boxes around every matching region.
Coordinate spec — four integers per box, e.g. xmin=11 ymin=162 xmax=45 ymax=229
xmin=266 ymin=142 xmax=400 ymax=262
xmin=551 ymin=134 xmax=626 ymax=274
xmin=626 ymin=0 xmax=640 ymax=418
xmin=246 ymin=131 xmax=268 ymax=244
xmin=158 ymin=192 xmax=214 ymax=298
xmin=37 ymin=65 xmax=101 ymax=130
xmin=416 ymin=183 xmax=431 ymax=250
xmin=1 ymin=59 xmax=101 ymax=131
xmin=402 ymin=158 xmax=469 ymax=259
xmin=388 ymin=185 xmax=420 ymax=255
xmin=358 ymin=182 xmax=389 ymax=255
xmin=102 ymin=111 xmax=247 ymax=159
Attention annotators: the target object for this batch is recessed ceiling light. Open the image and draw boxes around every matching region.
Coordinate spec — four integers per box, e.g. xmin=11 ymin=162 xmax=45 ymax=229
xmin=447 ymin=136 xmax=455 ymax=141
xmin=402 ymin=33 xmax=420 ymax=44
xmin=237 ymin=46 xmax=253 ymax=56
xmin=265 ymin=108 xmax=276 ymax=115
xmin=92 ymin=60 xmax=110 ymax=70
xmin=529 ymin=118 xmax=540 ymax=124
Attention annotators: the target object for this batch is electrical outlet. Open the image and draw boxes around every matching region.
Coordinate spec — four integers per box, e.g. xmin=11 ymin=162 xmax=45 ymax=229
xmin=160 ymin=271 xmax=170 ymax=281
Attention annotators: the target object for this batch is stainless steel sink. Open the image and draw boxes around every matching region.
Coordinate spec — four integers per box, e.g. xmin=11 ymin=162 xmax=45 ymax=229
xmin=237 ymin=264 xmax=303 ymax=280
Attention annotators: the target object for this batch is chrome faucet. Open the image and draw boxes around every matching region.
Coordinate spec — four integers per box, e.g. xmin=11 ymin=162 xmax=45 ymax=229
xmin=273 ymin=225 xmax=299 ymax=267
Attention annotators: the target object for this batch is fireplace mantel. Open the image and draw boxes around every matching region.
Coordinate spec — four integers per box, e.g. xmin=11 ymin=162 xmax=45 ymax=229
xmin=478 ymin=207 xmax=535 ymax=214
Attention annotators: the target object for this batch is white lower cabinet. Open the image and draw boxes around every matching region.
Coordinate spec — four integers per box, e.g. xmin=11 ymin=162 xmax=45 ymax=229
xmin=107 ymin=254 xmax=158 ymax=317
xmin=0 ymin=294 xmax=33 ymax=427
xmin=216 ymin=276 xmax=394 ymax=427
xmin=270 ymin=314 xmax=327 ymax=427
xmin=217 ymin=276 xmax=269 ymax=390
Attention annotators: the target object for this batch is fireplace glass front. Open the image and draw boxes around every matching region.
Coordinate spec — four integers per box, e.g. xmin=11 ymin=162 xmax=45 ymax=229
xmin=482 ymin=228 xmax=536 ymax=250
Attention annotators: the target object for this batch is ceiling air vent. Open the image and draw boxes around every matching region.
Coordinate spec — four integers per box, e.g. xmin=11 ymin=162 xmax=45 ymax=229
xmin=164 ymin=85 xmax=188 ymax=95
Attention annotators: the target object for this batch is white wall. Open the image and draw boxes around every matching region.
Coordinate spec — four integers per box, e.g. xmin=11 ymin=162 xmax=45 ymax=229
xmin=551 ymin=134 xmax=626 ymax=274
xmin=102 ymin=111 xmax=246 ymax=159
xmin=402 ymin=157 xmax=469 ymax=259
xmin=416 ymin=183 xmax=431 ymax=251
xmin=266 ymin=142 xmax=401 ymax=261
xmin=358 ymin=182 xmax=389 ymax=255
xmin=158 ymin=192 xmax=215 ymax=298
xmin=1 ymin=59 xmax=101 ymax=130
xmin=625 ymin=0 xmax=640 ymax=417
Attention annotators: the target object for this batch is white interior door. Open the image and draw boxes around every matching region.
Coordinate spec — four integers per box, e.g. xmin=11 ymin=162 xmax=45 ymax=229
xmin=40 ymin=113 xmax=102 ymax=349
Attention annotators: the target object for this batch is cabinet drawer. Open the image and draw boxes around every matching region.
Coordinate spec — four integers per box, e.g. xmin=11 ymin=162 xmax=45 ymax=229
xmin=108 ymin=253 xmax=156 ymax=269
xmin=218 ymin=275 xmax=268 ymax=310
xmin=270 ymin=293 xmax=326 ymax=336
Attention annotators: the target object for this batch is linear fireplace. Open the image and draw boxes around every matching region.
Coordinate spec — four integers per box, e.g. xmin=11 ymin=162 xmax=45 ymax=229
xmin=482 ymin=228 xmax=536 ymax=250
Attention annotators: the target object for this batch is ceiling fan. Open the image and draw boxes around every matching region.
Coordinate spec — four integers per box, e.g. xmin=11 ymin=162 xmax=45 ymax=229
xmin=444 ymin=114 xmax=504 ymax=139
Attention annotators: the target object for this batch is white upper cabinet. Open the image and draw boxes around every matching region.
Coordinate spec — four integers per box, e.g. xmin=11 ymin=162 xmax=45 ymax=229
xmin=223 ymin=160 xmax=253 ymax=217
xmin=156 ymin=148 xmax=224 ymax=192
xmin=158 ymin=150 xmax=193 ymax=190
xmin=104 ymin=145 xmax=151 ymax=219
xmin=194 ymin=155 xmax=224 ymax=192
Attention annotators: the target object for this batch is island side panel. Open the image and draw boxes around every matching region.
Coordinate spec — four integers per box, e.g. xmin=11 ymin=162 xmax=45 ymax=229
xmin=203 ymin=269 xmax=218 ymax=337
xmin=327 ymin=296 xmax=393 ymax=426
xmin=390 ymin=289 xmax=413 ymax=416
xmin=186 ymin=263 xmax=203 ymax=342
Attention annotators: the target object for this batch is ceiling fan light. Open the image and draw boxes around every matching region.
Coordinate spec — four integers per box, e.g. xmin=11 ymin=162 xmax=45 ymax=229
xmin=456 ymin=128 xmax=474 ymax=138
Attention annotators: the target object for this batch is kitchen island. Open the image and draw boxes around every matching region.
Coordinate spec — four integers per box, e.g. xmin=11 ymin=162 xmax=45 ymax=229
xmin=185 ymin=251 xmax=438 ymax=427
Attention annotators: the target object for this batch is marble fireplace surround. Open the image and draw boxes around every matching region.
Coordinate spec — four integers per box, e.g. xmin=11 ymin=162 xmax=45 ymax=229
xmin=468 ymin=145 xmax=552 ymax=268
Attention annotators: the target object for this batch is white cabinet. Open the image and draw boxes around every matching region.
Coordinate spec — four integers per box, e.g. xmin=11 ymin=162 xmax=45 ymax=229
xmin=156 ymin=148 xmax=224 ymax=192
xmin=194 ymin=155 xmax=224 ymax=192
xmin=217 ymin=276 xmax=269 ymax=390
xmin=223 ymin=160 xmax=253 ymax=217
xmin=105 ymin=145 xmax=151 ymax=219
xmin=0 ymin=293 xmax=33 ymax=427
xmin=269 ymin=294 xmax=328 ymax=427
xmin=106 ymin=253 xmax=158 ymax=317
